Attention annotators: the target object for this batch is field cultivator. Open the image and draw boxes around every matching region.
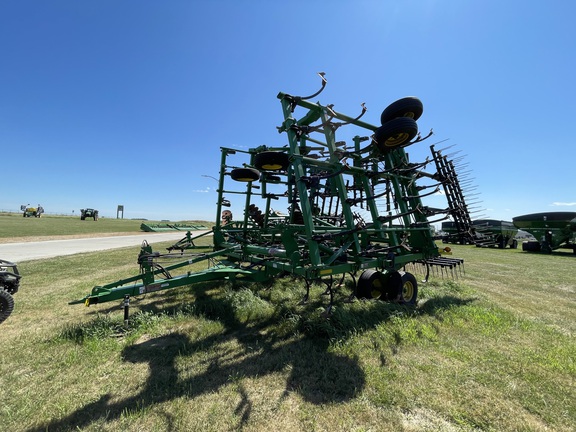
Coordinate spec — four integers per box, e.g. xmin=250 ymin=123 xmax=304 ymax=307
xmin=71 ymin=75 xmax=466 ymax=315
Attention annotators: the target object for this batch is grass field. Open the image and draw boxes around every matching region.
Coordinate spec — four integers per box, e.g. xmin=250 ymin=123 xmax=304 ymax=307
xmin=0 ymin=213 xmax=210 ymax=242
xmin=1 ymin=217 xmax=575 ymax=432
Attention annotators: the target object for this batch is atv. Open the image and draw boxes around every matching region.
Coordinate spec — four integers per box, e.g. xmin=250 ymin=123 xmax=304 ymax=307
xmin=0 ymin=259 xmax=21 ymax=324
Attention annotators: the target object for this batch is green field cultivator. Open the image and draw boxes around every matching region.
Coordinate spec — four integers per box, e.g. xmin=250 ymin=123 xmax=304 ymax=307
xmin=71 ymin=75 xmax=466 ymax=315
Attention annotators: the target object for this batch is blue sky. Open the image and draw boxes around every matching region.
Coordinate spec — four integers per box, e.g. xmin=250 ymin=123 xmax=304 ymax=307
xmin=2 ymin=1 xmax=575 ymax=222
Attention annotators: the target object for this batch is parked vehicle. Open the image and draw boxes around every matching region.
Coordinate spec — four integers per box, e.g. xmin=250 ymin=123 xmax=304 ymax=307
xmin=0 ymin=259 xmax=21 ymax=324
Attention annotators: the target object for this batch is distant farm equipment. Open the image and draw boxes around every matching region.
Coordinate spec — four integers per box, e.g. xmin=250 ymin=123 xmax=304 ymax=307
xmin=513 ymin=212 xmax=576 ymax=254
xmin=21 ymin=204 xmax=44 ymax=218
xmin=80 ymin=208 xmax=99 ymax=221
xmin=473 ymin=219 xmax=518 ymax=249
xmin=71 ymin=75 xmax=467 ymax=317
xmin=0 ymin=259 xmax=21 ymax=325
xmin=140 ymin=222 xmax=208 ymax=232
xmin=442 ymin=219 xmax=518 ymax=249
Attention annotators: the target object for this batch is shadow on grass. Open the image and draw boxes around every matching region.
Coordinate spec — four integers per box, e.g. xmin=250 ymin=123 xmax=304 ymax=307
xmin=33 ymin=282 xmax=473 ymax=431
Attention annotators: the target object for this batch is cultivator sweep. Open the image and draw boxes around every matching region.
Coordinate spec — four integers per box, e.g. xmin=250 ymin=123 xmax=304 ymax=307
xmin=71 ymin=75 xmax=466 ymax=313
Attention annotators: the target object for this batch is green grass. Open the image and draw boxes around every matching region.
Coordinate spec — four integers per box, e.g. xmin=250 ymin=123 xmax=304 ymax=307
xmin=1 ymin=225 xmax=575 ymax=431
xmin=0 ymin=212 xmax=211 ymax=240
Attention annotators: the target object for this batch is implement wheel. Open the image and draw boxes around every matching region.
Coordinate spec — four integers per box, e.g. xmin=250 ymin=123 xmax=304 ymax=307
xmin=380 ymin=97 xmax=424 ymax=124
xmin=254 ymin=151 xmax=289 ymax=171
xmin=230 ymin=168 xmax=260 ymax=182
xmin=0 ymin=289 xmax=14 ymax=324
xmin=400 ymin=271 xmax=418 ymax=305
xmin=357 ymin=270 xmax=386 ymax=299
xmin=373 ymin=117 xmax=418 ymax=152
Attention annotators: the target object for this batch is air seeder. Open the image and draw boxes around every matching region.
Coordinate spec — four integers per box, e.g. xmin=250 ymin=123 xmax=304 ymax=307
xmin=71 ymin=75 xmax=465 ymax=314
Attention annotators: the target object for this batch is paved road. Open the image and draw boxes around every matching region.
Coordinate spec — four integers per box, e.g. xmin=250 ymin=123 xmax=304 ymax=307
xmin=0 ymin=231 xmax=210 ymax=263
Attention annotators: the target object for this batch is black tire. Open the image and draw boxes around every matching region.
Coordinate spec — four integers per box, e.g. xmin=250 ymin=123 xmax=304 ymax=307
xmin=357 ymin=270 xmax=385 ymax=299
xmin=373 ymin=117 xmax=418 ymax=152
xmin=263 ymin=174 xmax=281 ymax=183
xmin=380 ymin=97 xmax=423 ymax=124
xmin=400 ymin=271 xmax=418 ymax=305
xmin=0 ymin=289 xmax=15 ymax=325
xmin=522 ymin=241 xmax=541 ymax=252
xmin=254 ymin=151 xmax=289 ymax=171
xmin=511 ymin=239 xmax=518 ymax=249
xmin=230 ymin=168 xmax=260 ymax=182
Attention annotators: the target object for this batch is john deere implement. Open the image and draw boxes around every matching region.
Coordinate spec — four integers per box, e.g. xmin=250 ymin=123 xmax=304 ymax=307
xmin=71 ymin=75 xmax=464 ymax=314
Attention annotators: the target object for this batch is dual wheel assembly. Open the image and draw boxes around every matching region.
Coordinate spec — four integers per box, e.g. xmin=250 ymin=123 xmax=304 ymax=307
xmin=229 ymin=96 xmax=424 ymax=182
xmin=356 ymin=269 xmax=418 ymax=305
xmin=372 ymin=96 xmax=423 ymax=153
xmin=230 ymin=151 xmax=290 ymax=182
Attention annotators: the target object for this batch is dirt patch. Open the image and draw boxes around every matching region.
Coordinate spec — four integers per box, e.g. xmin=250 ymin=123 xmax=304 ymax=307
xmin=0 ymin=232 xmax=145 ymax=244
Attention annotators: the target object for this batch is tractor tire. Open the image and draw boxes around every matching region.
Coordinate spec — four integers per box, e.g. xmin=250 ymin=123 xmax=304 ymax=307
xmin=400 ymin=271 xmax=418 ymax=305
xmin=380 ymin=97 xmax=423 ymax=124
xmin=230 ymin=168 xmax=260 ymax=182
xmin=254 ymin=151 xmax=289 ymax=171
xmin=522 ymin=241 xmax=541 ymax=252
xmin=0 ymin=289 xmax=15 ymax=325
xmin=357 ymin=270 xmax=386 ymax=300
xmin=373 ymin=117 xmax=418 ymax=152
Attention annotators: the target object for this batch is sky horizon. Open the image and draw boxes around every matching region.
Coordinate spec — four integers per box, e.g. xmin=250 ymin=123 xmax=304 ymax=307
xmin=2 ymin=1 xmax=575 ymax=222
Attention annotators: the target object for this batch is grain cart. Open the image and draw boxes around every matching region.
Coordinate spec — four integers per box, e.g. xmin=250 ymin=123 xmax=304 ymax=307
xmin=80 ymin=208 xmax=99 ymax=221
xmin=71 ymin=75 xmax=464 ymax=316
xmin=473 ymin=219 xmax=518 ymax=249
xmin=0 ymin=259 xmax=21 ymax=324
xmin=513 ymin=212 xmax=576 ymax=253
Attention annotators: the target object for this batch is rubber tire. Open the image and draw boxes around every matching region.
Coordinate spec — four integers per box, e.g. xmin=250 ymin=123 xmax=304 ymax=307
xmin=522 ymin=241 xmax=541 ymax=252
xmin=357 ymin=270 xmax=385 ymax=299
xmin=230 ymin=168 xmax=260 ymax=182
xmin=263 ymin=174 xmax=281 ymax=183
xmin=380 ymin=97 xmax=423 ymax=124
xmin=254 ymin=152 xmax=289 ymax=171
xmin=400 ymin=271 xmax=418 ymax=305
xmin=373 ymin=117 xmax=418 ymax=152
xmin=0 ymin=289 xmax=15 ymax=325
